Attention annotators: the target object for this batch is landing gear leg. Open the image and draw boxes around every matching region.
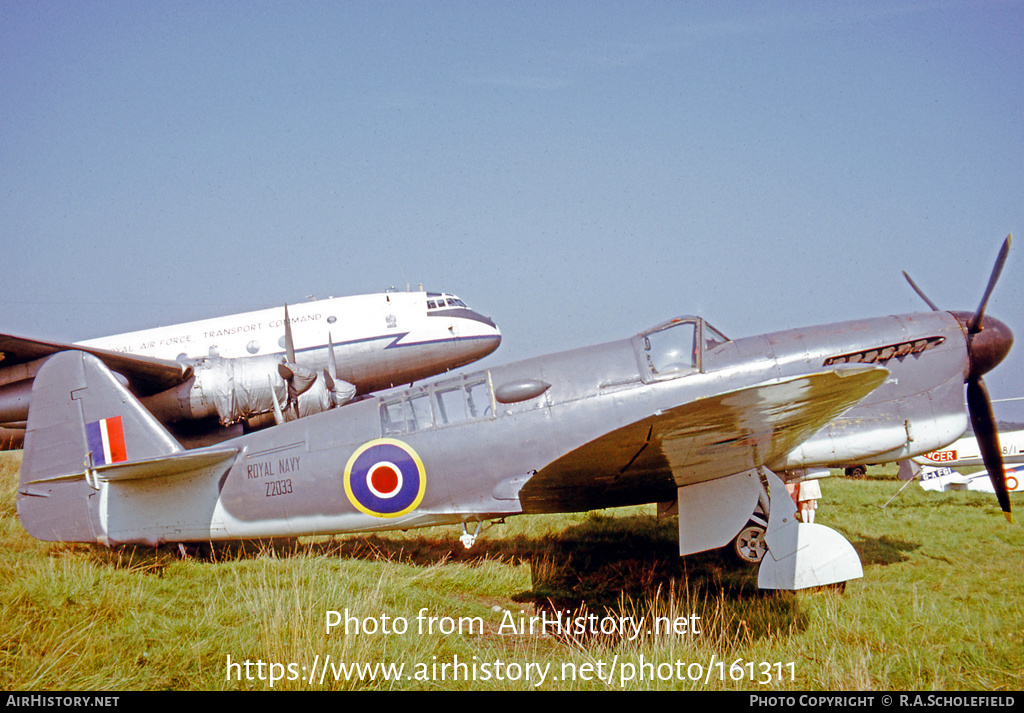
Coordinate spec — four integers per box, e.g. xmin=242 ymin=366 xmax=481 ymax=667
xmin=757 ymin=468 xmax=863 ymax=590
xmin=460 ymin=522 xmax=482 ymax=549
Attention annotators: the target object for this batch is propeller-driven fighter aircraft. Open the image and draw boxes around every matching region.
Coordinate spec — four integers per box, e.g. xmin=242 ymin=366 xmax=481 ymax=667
xmin=0 ymin=290 xmax=501 ymax=448
xmin=15 ymin=237 xmax=1014 ymax=591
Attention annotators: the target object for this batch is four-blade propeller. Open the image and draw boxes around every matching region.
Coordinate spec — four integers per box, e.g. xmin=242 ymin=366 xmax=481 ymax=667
xmin=904 ymin=234 xmax=1015 ymax=521
xmin=273 ymin=304 xmax=355 ymax=423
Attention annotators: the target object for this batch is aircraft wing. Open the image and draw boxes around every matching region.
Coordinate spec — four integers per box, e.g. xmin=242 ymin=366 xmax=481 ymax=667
xmin=519 ymin=365 xmax=889 ymax=513
xmin=0 ymin=333 xmax=190 ymax=395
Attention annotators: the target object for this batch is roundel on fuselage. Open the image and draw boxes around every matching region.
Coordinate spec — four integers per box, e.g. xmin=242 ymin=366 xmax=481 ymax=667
xmin=343 ymin=438 xmax=426 ymax=518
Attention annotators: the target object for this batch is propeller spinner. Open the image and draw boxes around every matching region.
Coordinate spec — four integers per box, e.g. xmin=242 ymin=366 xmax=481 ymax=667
xmin=905 ymin=235 xmax=1014 ymax=521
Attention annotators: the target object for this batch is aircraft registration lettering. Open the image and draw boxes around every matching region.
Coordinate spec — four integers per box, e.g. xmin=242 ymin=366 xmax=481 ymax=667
xmin=344 ymin=438 xmax=426 ymax=518
xmin=921 ymin=466 xmax=957 ymax=480
xmin=924 ymin=450 xmax=957 ymax=462
xmin=266 ymin=479 xmax=294 ymax=497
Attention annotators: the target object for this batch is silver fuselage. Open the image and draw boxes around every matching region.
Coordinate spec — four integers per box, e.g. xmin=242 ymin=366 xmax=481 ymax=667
xmin=77 ymin=309 xmax=971 ymax=545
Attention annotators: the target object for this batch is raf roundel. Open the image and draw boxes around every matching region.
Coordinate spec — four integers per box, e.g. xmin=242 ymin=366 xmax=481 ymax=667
xmin=344 ymin=439 xmax=427 ymax=518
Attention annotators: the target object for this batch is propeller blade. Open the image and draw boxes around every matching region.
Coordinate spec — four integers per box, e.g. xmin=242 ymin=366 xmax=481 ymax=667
xmin=277 ymin=304 xmax=314 ymax=420
xmin=904 ymin=235 xmax=1013 ymax=523
xmin=279 ymin=363 xmax=316 ymax=395
xmin=967 ymin=234 xmax=1012 ymax=334
xmin=277 ymin=365 xmax=300 ymax=419
xmin=327 ymin=331 xmax=338 ymax=380
xmin=283 ymin=303 xmax=296 ymax=363
xmin=268 ymin=376 xmax=285 ymax=426
xmin=967 ymin=376 xmax=1013 ymax=522
xmin=901 ymin=271 xmax=941 ymax=311
xmin=278 ymin=361 xmax=316 ymax=419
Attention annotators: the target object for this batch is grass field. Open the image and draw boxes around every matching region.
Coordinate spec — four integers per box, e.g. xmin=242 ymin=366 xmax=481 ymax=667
xmin=1 ymin=450 xmax=1021 ymax=691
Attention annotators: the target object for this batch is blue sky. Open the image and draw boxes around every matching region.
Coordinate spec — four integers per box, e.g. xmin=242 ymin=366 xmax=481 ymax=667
xmin=2 ymin=1 xmax=1023 ymax=419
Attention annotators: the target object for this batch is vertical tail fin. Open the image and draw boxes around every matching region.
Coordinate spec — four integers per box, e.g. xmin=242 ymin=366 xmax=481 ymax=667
xmin=18 ymin=350 xmax=183 ymax=542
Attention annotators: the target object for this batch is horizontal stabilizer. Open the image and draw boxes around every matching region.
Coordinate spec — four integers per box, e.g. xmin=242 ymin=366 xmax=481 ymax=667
xmin=24 ymin=448 xmax=238 ymax=485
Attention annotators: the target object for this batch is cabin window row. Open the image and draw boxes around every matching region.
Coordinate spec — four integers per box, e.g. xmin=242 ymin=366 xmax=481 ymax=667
xmin=380 ymin=373 xmax=493 ymax=435
xmin=427 ymin=297 xmax=468 ymax=310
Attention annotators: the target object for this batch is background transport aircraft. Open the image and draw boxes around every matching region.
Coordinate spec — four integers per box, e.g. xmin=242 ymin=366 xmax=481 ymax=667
xmin=14 ymin=237 xmax=1014 ymax=592
xmin=0 ymin=290 xmax=501 ymax=448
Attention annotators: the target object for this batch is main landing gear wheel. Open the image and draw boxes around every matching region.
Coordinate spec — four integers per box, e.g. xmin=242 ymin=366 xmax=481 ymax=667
xmin=845 ymin=465 xmax=867 ymax=479
xmin=732 ymin=523 xmax=768 ymax=564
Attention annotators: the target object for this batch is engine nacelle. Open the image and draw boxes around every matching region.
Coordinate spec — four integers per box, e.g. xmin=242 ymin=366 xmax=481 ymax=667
xmin=0 ymin=379 xmax=33 ymax=426
xmin=141 ymin=355 xmax=355 ymax=426
xmin=275 ymin=362 xmax=356 ymax=422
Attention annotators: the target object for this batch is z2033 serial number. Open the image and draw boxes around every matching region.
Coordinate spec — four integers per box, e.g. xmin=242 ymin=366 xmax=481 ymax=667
xmin=266 ymin=479 xmax=293 ymax=497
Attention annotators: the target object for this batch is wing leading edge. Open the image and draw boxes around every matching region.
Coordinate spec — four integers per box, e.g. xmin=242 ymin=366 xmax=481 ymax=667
xmin=520 ymin=364 xmax=889 ymax=513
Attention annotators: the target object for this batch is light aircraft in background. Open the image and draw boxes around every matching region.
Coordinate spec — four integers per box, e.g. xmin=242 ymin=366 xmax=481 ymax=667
xmin=916 ymin=463 xmax=1024 ymax=494
xmin=913 ymin=428 xmax=1024 ymax=467
xmin=0 ymin=290 xmax=501 ymax=448
xmin=15 ymin=236 xmax=1014 ymax=592
xmin=897 ymin=427 xmax=1024 ymax=495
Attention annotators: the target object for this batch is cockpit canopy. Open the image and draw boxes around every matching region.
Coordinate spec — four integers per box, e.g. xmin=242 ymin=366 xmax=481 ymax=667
xmin=426 ymin=293 xmax=469 ymax=311
xmin=636 ymin=316 xmax=729 ymax=380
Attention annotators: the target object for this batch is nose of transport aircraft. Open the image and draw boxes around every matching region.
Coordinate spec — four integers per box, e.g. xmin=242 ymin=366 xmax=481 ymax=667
xmin=467 ymin=310 xmax=499 ymax=332
xmin=426 ymin=293 xmax=502 ymax=360
xmin=952 ymin=311 xmax=1014 ymax=379
xmin=460 ymin=308 xmax=502 ymax=359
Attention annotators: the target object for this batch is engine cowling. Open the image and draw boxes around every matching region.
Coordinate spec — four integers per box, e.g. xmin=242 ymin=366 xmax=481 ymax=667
xmin=141 ymin=355 xmax=355 ymax=426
